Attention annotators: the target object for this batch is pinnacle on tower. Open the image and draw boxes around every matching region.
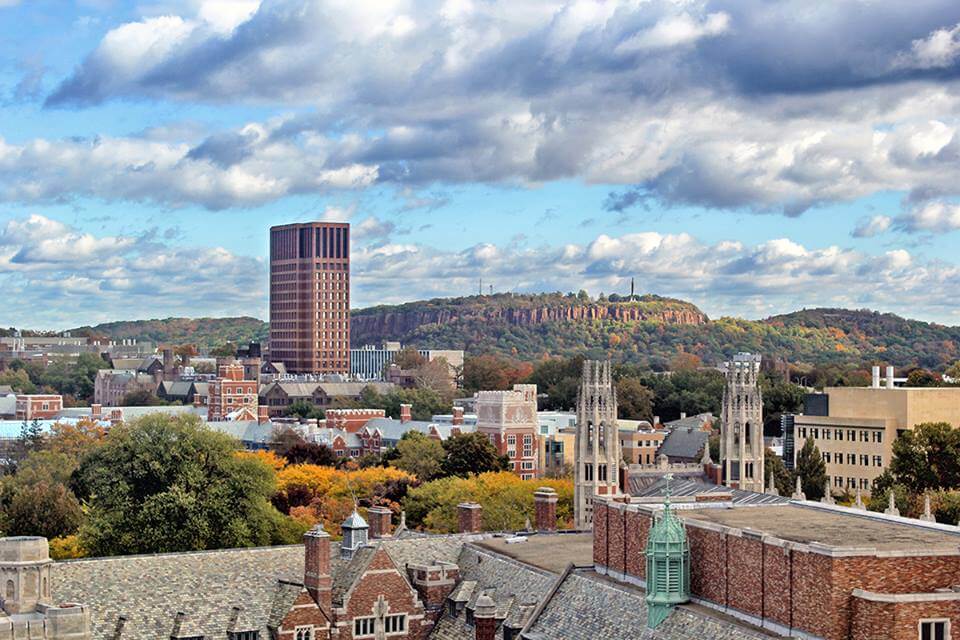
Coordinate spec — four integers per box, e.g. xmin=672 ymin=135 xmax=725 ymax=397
xmin=791 ymin=476 xmax=805 ymax=501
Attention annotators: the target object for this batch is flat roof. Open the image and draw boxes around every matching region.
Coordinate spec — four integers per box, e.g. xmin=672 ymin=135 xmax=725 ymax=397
xmin=678 ymin=504 xmax=960 ymax=552
xmin=473 ymin=533 xmax=593 ymax=573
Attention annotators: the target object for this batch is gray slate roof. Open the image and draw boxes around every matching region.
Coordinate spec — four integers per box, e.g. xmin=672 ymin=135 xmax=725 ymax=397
xmin=629 ymin=476 xmax=790 ymax=506
xmin=658 ymin=428 xmax=708 ymax=461
xmin=52 ymin=534 xmax=470 ymax=640
xmin=521 ymin=568 xmax=772 ymax=640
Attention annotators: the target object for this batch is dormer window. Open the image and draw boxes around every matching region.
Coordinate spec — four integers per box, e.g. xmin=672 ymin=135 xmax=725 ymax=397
xmin=228 ymin=632 xmax=259 ymax=640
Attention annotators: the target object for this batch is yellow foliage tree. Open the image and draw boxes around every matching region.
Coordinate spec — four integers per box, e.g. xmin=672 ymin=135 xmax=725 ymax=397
xmin=274 ymin=465 xmax=416 ymax=536
xmin=47 ymin=418 xmax=108 ymax=459
xmin=236 ymin=449 xmax=286 ymax=472
xmin=404 ymin=472 xmax=574 ymax=533
xmin=49 ymin=535 xmax=86 ymax=560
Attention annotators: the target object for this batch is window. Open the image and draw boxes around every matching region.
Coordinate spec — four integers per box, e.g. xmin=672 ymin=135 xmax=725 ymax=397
xmin=848 ymin=429 xmax=856 ymax=441
xmin=834 ymin=476 xmax=843 ymax=487
xmin=812 ymin=428 xmax=819 ymax=439
xmin=847 ymin=454 xmax=856 ymax=465
xmin=861 ymin=430 xmax=869 ymax=442
xmin=5 ymin=580 xmax=12 ymax=600
xmin=385 ymin=614 xmax=407 ymax=634
xmin=848 ymin=477 xmax=856 ymax=488
xmin=824 ymin=429 xmax=831 ymax=440
xmin=823 ymin=452 xmax=831 ymax=463
xmin=521 ymin=461 xmax=534 ymax=470
xmin=835 ymin=429 xmax=843 ymax=441
xmin=598 ymin=464 xmax=608 ymax=482
xmin=584 ymin=463 xmax=593 ymax=481
xmin=860 ymin=455 xmax=869 ymax=466
xmin=860 ymin=478 xmax=869 ymax=490
xmin=873 ymin=431 xmax=883 ymax=443
xmin=507 ymin=435 xmax=517 ymax=445
xmin=354 ymin=617 xmax=375 ymax=637
xmin=798 ymin=427 xmax=807 ymax=438
xmin=228 ymin=632 xmax=260 ymax=640
xmin=920 ymin=619 xmax=949 ymax=640
xmin=874 ymin=456 xmax=883 ymax=467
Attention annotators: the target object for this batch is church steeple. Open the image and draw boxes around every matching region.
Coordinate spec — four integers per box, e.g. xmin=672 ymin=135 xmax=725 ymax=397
xmin=645 ymin=474 xmax=690 ymax=629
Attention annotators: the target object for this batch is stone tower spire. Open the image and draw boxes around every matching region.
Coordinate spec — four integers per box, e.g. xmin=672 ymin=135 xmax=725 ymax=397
xmin=720 ymin=353 xmax=764 ymax=493
xmin=574 ymin=359 xmax=622 ymax=529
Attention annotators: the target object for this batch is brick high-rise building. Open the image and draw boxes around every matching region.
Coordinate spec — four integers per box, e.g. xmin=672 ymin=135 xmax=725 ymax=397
xmin=269 ymin=222 xmax=350 ymax=374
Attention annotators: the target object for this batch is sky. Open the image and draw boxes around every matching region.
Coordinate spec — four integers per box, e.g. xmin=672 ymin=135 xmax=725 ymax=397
xmin=3 ymin=1 xmax=960 ymax=330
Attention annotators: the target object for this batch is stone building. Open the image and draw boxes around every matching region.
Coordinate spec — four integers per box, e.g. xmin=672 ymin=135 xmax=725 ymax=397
xmin=720 ymin=353 xmax=764 ymax=493
xmin=0 ymin=536 xmax=91 ymax=639
xmin=475 ymin=385 xmax=540 ymax=480
xmin=573 ymin=360 xmax=622 ymax=529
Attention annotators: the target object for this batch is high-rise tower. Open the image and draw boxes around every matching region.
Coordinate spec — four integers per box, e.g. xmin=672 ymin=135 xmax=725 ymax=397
xmin=574 ymin=360 xmax=622 ymax=529
xmin=720 ymin=352 xmax=764 ymax=493
xmin=269 ymin=222 xmax=350 ymax=374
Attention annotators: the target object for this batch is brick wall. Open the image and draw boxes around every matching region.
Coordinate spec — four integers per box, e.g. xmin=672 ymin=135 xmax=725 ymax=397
xmin=607 ymin=505 xmax=626 ymax=576
xmin=342 ymin=548 xmax=425 ymax=640
xmin=762 ymin=541 xmax=792 ymax=629
xmin=852 ymin=595 xmax=960 ymax=640
xmin=593 ymin=501 xmax=608 ymax=568
xmin=686 ymin=524 xmax=726 ymax=604
xmin=726 ymin=532 xmax=764 ymax=618
xmin=624 ymin=508 xmax=649 ymax=580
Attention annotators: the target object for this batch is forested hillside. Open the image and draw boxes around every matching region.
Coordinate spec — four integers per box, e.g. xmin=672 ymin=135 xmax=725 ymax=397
xmin=44 ymin=295 xmax=960 ymax=370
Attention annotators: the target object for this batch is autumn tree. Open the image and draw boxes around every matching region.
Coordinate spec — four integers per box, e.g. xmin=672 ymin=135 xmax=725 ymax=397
xmin=393 ymin=348 xmax=426 ymax=369
xmin=5 ymin=482 xmax=83 ymax=540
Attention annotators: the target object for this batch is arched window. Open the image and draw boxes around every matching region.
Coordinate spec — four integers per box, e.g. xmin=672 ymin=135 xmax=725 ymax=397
xmin=5 ymin=580 xmax=14 ymax=601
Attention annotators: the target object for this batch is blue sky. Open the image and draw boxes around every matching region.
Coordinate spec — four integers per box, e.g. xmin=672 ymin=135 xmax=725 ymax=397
xmin=3 ymin=0 xmax=960 ymax=329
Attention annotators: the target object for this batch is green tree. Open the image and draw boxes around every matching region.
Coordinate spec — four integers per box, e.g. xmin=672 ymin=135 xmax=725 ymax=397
xmin=391 ymin=432 xmax=446 ymax=482
xmin=210 ymin=342 xmax=238 ymax=358
xmin=5 ymin=482 xmax=83 ymax=540
xmin=761 ymin=374 xmax=805 ymax=436
xmin=0 ymin=369 xmax=36 ymax=394
xmin=887 ymin=422 xmax=960 ymax=493
xmin=763 ymin=448 xmax=792 ymax=496
xmin=615 ymin=377 xmax=653 ymax=421
xmin=441 ymin=433 xmax=510 ymax=478
xmin=120 ymin=389 xmax=165 ymax=406
xmin=73 ymin=413 xmax=294 ymax=556
xmin=285 ymin=400 xmax=323 ymax=420
xmin=794 ymin=437 xmax=827 ymax=500
xmin=907 ymin=369 xmax=942 ymax=387
xmin=18 ymin=419 xmax=44 ymax=457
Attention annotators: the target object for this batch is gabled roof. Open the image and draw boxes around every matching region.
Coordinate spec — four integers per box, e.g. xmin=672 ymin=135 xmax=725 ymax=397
xmin=663 ymin=413 xmax=714 ymax=431
xmin=260 ymin=382 xmax=320 ymax=398
xmin=520 ymin=567 xmax=771 ymax=640
xmin=658 ymin=428 xmax=709 ymax=460
xmin=630 ymin=476 xmax=789 ymax=507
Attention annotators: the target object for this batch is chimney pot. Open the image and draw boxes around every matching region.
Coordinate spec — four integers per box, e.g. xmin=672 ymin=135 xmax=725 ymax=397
xmin=886 ymin=366 xmax=895 ymax=389
xmin=872 ymin=365 xmax=881 ymax=388
xmin=474 ymin=594 xmax=497 ymax=640
xmin=400 ymin=403 xmax=413 ymax=424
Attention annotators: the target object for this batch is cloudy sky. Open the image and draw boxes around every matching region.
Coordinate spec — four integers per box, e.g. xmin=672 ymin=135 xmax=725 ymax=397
xmin=3 ymin=0 xmax=960 ymax=329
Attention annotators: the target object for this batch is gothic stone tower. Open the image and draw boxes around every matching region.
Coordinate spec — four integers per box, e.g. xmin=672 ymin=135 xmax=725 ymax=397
xmin=574 ymin=360 xmax=622 ymax=529
xmin=720 ymin=353 xmax=764 ymax=493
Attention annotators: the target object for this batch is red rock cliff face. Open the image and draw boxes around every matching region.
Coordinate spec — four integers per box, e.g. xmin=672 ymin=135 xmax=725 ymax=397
xmin=351 ymin=303 xmax=708 ymax=340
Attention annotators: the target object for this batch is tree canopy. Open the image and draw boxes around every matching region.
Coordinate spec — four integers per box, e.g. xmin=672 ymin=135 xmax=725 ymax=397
xmin=441 ymin=432 xmax=510 ymax=478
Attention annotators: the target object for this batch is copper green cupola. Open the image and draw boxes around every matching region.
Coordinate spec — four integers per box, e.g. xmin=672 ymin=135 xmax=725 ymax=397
xmin=645 ymin=474 xmax=690 ymax=629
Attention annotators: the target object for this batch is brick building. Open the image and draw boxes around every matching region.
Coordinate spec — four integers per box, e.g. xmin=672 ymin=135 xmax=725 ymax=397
xmin=207 ymin=363 xmax=260 ymax=422
xmin=269 ymin=222 xmax=350 ymax=375
xmin=14 ymin=394 xmax=63 ymax=420
xmin=475 ymin=385 xmax=540 ymax=479
xmin=324 ymin=408 xmax=387 ymax=433
xmin=594 ymin=493 xmax=960 ymax=640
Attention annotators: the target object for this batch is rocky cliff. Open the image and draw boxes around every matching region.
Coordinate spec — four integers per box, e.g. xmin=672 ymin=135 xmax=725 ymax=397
xmin=351 ymin=294 xmax=708 ymax=345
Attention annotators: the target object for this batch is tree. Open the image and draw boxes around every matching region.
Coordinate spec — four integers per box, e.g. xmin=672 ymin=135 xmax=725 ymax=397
xmin=391 ymin=432 xmax=446 ymax=482
xmin=761 ymin=374 xmax=805 ymax=436
xmin=794 ymin=437 xmax=827 ymax=500
xmin=403 ymin=472 xmax=574 ymax=532
xmin=887 ymin=422 xmax=960 ymax=493
xmin=763 ymin=448 xmax=792 ymax=495
xmin=285 ymin=400 xmax=323 ymax=420
xmin=907 ymin=368 xmax=942 ymax=387
xmin=284 ymin=442 xmax=337 ymax=466
xmin=210 ymin=342 xmax=238 ymax=358
xmin=73 ymin=413 xmax=296 ymax=556
xmin=5 ymin=482 xmax=83 ymax=540
xmin=462 ymin=355 xmax=531 ymax=392
xmin=0 ymin=369 xmax=35 ymax=394
xmin=18 ymin=419 xmax=44 ymax=457
xmin=120 ymin=389 xmax=165 ymax=406
xmin=670 ymin=351 xmax=702 ymax=372
xmin=441 ymin=433 xmax=510 ymax=478
xmin=413 ymin=358 xmax=454 ymax=394
xmin=47 ymin=418 xmax=108 ymax=459
xmin=615 ymin=377 xmax=653 ymax=421
xmin=393 ymin=348 xmax=426 ymax=369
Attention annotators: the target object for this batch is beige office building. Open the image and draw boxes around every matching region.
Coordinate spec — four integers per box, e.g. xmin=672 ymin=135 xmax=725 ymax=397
xmin=793 ymin=368 xmax=960 ymax=495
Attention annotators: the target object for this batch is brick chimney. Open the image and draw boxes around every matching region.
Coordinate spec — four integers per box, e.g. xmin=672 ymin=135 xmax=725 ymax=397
xmin=474 ymin=594 xmax=496 ymax=640
xmin=533 ymin=487 xmax=558 ymax=532
xmin=303 ymin=524 xmax=332 ymax=619
xmin=367 ymin=506 xmax=393 ymax=539
xmin=257 ymin=405 xmax=269 ymax=425
xmin=91 ymin=404 xmax=102 ymax=418
xmin=399 ymin=403 xmax=413 ymax=423
xmin=457 ymin=502 xmax=482 ymax=533
xmin=452 ymin=406 xmax=464 ymax=426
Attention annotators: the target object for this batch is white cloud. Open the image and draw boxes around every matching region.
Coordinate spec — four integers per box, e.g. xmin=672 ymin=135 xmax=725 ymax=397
xmin=0 ymin=215 xmax=264 ymax=328
xmin=897 ymin=22 xmax=960 ymax=69
xmin=852 ymin=215 xmax=892 ymax=238
xmin=894 ymin=200 xmax=960 ymax=233
xmin=616 ymin=11 xmax=730 ymax=53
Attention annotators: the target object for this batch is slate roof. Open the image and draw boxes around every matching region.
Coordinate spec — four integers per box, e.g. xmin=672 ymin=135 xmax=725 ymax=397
xmin=629 ymin=476 xmax=790 ymax=506
xmin=363 ymin=418 xmax=470 ymax=442
xmin=206 ymin=420 xmax=274 ymax=445
xmin=657 ymin=427 xmax=708 ymax=461
xmin=51 ymin=534 xmax=470 ymax=640
xmin=520 ymin=568 xmax=773 ymax=640
xmin=158 ymin=381 xmax=194 ymax=397
xmin=663 ymin=413 xmax=714 ymax=431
